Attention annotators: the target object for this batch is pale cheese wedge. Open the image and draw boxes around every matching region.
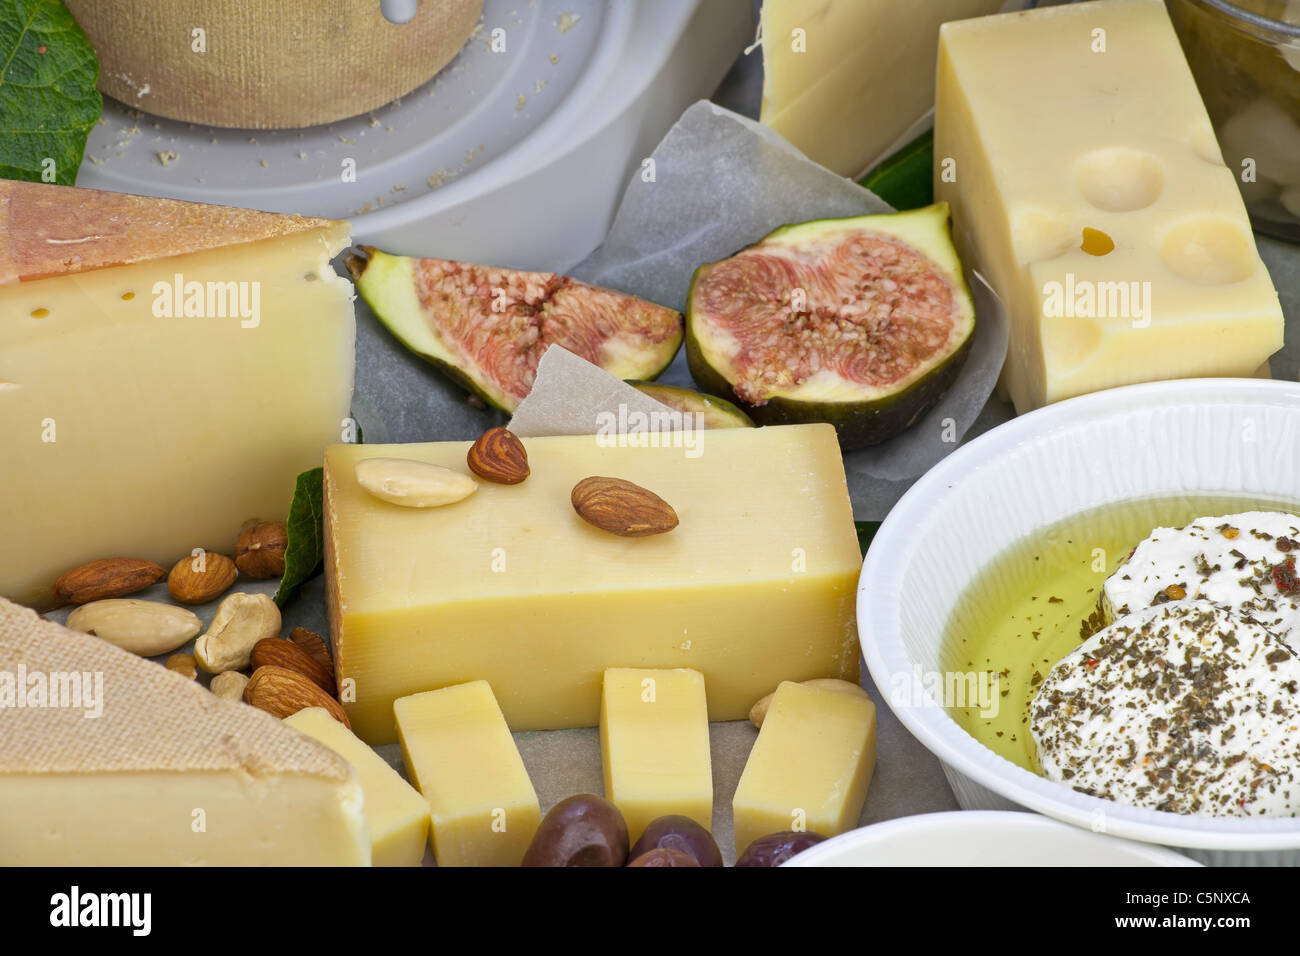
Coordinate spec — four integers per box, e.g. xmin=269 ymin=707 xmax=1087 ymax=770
xmin=0 ymin=597 xmax=370 ymax=865
xmin=0 ymin=181 xmax=355 ymax=608
xmin=285 ymin=707 xmax=430 ymax=866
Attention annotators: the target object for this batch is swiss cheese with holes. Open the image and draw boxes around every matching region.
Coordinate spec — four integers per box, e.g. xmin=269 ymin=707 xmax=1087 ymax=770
xmin=935 ymin=0 xmax=1284 ymax=414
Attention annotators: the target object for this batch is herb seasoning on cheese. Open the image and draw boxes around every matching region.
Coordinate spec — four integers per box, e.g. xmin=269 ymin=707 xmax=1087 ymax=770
xmin=1031 ymin=601 xmax=1300 ymax=817
xmin=1103 ymin=511 xmax=1300 ymax=636
xmin=943 ymin=496 xmax=1300 ymax=773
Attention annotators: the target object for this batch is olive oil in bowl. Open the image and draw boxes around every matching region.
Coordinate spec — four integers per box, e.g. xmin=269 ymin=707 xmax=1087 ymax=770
xmin=942 ymin=494 xmax=1300 ymax=773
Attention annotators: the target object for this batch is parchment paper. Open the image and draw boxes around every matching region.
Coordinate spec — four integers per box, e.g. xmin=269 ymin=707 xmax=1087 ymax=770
xmin=571 ymin=101 xmax=1010 ymax=517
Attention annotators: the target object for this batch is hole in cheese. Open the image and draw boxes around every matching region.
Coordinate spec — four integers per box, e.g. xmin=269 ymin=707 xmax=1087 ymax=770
xmin=30 ymin=308 xmax=49 ymax=319
xmin=1010 ymin=205 xmax=1076 ymax=263
xmin=121 ymin=291 xmax=135 ymax=301
xmin=1159 ymin=217 xmax=1256 ymax=285
xmin=1043 ymin=314 xmax=1102 ymax=371
xmin=1080 ymin=227 xmax=1115 ymax=257
xmin=1077 ymin=147 xmax=1165 ymax=212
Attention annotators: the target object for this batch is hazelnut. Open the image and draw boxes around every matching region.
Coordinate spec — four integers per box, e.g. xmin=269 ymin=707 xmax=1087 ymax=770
xmin=235 ymin=521 xmax=287 ymax=579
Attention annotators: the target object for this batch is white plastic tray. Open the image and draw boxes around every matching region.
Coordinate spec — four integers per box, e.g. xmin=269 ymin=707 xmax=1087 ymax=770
xmin=76 ymin=0 xmax=754 ymax=270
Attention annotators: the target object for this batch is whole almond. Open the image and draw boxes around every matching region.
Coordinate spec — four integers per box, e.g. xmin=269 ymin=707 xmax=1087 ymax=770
xmin=467 ymin=427 xmax=530 ymax=484
xmin=355 ymin=457 xmax=477 ymax=508
xmin=245 ymin=665 xmax=350 ymax=727
xmin=290 ymin=626 xmax=334 ymax=674
xmin=571 ymin=476 xmax=678 ymax=537
xmin=167 ymin=551 xmax=238 ymax=604
xmin=251 ymin=637 xmax=336 ymax=695
xmin=66 ymin=599 xmax=201 ymax=656
xmin=164 ymin=653 xmax=198 ymax=680
xmin=235 ymin=522 xmax=288 ymax=579
xmin=53 ymin=557 xmax=166 ymax=605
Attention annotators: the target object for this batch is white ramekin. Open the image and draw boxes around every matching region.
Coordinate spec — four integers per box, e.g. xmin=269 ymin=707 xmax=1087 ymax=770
xmin=783 ymin=811 xmax=1200 ymax=867
xmin=860 ymin=378 xmax=1300 ymax=866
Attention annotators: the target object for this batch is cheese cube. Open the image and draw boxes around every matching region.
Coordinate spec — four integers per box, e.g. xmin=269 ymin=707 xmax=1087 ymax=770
xmin=394 ymin=681 xmax=541 ymax=867
xmin=284 ymin=707 xmax=430 ymax=867
xmin=760 ymin=0 xmax=1006 ymax=176
xmin=599 ymin=668 xmax=713 ymax=841
xmin=934 ymin=0 xmax=1284 ymax=414
xmin=325 ymin=424 xmax=861 ymax=743
xmin=732 ymin=681 xmax=876 ymax=858
xmin=0 ymin=182 xmax=354 ymax=608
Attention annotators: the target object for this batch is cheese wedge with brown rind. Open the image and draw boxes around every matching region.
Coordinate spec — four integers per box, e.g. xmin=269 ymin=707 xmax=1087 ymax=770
xmin=0 ymin=182 xmax=355 ymax=608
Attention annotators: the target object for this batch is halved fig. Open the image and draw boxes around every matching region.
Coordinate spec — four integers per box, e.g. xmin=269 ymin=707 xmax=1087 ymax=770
xmin=351 ymin=249 xmax=683 ymax=412
xmin=685 ymin=203 xmax=975 ymax=450
xmin=626 ymin=381 xmax=755 ymax=428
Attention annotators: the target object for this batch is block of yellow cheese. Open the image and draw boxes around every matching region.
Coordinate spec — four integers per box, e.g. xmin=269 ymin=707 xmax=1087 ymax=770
xmin=394 ymin=681 xmax=541 ymax=867
xmin=0 ymin=181 xmax=354 ymax=608
xmin=0 ymin=598 xmax=369 ymax=865
xmin=325 ymin=423 xmax=861 ymax=743
xmin=935 ymin=0 xmax=1284 ymax=414
xmin=732 ymin=680 xmax=876 ymax=858
xmin=760 ymin=0 xmax=1007 ymax=176
xmin=600 ymin=667 xmax=713 ymax=841
xmin=284 ymin=707 xmax=430 ymax=867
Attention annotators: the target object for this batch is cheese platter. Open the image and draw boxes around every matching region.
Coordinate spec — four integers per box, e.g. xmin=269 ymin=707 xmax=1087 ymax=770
xmin=2 ymin=0 xmax=1300 ymax=879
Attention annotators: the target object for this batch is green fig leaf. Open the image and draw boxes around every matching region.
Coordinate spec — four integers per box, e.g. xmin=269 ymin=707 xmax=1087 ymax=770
xmin=273 ymin=467 xmax=325 ymax=607
xmin=0 ymin=0 xmax=101 ymax=186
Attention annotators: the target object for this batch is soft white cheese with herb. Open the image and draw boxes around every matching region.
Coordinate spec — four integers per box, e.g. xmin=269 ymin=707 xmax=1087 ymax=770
xmin=1102 ymin=511 xmax=1300 ymax=636
xmin=1032 ymin=600 xmax=1300 ymax=817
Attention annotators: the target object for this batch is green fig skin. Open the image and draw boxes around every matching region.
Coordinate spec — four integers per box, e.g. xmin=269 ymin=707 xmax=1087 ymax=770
xmin=354 ymin=248 xmax=682 ymax=414
xmin=684 ymin=204 xmax=976 ymax=451
xmin=625 ymin=381 xmax=756 ymax=429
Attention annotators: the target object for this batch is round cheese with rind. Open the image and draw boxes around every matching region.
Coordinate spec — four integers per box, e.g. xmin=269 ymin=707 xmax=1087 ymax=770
xmin=64 ymin=0 xmax=483 ymax=129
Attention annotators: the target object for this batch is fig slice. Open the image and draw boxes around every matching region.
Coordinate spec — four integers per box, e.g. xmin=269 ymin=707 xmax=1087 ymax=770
xmin=351 ymin=249 xmax=683 ymax=412
xmin=685 ymin=203 xmax=976 ymax=450
xmin=625 ymin=381 xmax=755 ymax=428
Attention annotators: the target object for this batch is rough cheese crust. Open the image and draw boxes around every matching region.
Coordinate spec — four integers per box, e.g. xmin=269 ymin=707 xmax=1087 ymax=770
xmin=0 ymin=596 xmax=354 ymax=779
xmin=1031 ymin=600 xmax=1300 ymax=817
xmin=1102 ymin=511 xmax=1300 ymax=637
xmin=0 ymin=180 xmax=346 ymax=283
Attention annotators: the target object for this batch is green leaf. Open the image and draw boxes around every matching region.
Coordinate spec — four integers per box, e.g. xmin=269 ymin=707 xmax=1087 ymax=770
xmin=0 ymin=0 xmax=100 ymax=186
xmin=859 ymin=131 xmax=933 ymax=212
xmin=273 ymin=467 xmax=325 ymax=607
xmin=855 ymin=520 xmax=880 ymax=556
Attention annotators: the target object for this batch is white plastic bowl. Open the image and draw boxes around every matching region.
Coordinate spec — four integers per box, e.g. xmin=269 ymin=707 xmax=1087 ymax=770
xmin=782 ymin=812 xmax=1200 ymax=867
xmin=859 ymin=378 xmax=1300 ymax=866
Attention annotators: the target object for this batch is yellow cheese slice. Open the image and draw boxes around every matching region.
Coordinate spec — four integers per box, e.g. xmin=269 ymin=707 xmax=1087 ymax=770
xmin=284 ymin=707 xmax=430 ymax=867
xmin=732 ymin=680 xmax=876 ymax=858
xmin=934 ymin=0 xmax=1285 ymax=413
xmin=325 ymin=423 xmax=861 ymax=743
xmin=394 ymin=681 xmax=541 ymax=867
xmin=0 ymin=597 xmax=370 ymax=865
xmin=600 ymin=667 xmax=713 ymax=842
xmin=0 ymin=181 xmax=355 ymax=608
xmin=760 ymin=0 xmax=1006 ymax=176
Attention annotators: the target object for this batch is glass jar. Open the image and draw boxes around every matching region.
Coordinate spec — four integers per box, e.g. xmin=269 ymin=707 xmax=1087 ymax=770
xmin=1166 ymin=0 xmax=1300 ymax=242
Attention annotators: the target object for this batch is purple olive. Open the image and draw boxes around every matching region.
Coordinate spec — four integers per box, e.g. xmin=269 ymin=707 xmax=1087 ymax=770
xmin=628 ymin=815 xmax=723 ymax=867
xmin=628 ymin=848 xmax=700 ymax=867
xmin=521 ymin=794 xmax=630 ymax=867
xmin=734 ymin=831 xmax=827 ymax=867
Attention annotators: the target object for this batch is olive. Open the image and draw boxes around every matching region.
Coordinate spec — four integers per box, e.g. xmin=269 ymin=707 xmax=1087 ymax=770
xmin=521 ymin=794 xmax=630 ymax=867
xmin=734 ymin=830 xmax=827 ymax=867
xmin=628 ymin=814 xmax=723 ymax=867
xmin=628 ymin=848 xmax=700 ymax=867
